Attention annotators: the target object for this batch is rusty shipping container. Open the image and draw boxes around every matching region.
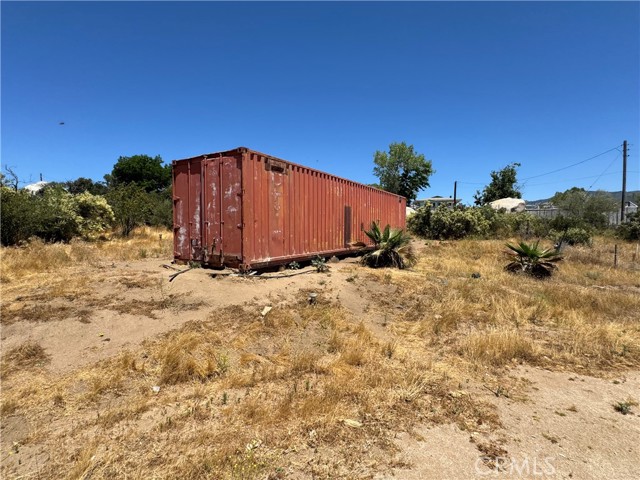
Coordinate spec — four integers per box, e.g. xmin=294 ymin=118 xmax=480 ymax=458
xmin=172 ymin=147 xmax=406 ymax=270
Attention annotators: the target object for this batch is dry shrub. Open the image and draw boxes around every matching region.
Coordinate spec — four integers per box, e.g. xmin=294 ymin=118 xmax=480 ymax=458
xmin=156 ymin=331 xmax=228 ymax=385
xmin=291 ymin=350 xmax=323 ymax=374
xmin=262 ymin=308 xmax=296 ymax=329
xmin=1 ymin=303 xmax=75 ymax=325
xmin=339 ymin=340 xmax=368 ymax=367
xmin=461 ymin=329 xmax=539 ymax=366
xmin=555 ymin=311 xmax=640 ymax=366
xmin=1 ymin=341 xmax=50 ymax=377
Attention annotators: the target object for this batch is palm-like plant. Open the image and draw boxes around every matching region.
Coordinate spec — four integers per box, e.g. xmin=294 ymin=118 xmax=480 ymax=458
xmin=361 ymin=221 xmax=416 ymax=269
xmin=505 ymin=241 xmax=562 ymax=278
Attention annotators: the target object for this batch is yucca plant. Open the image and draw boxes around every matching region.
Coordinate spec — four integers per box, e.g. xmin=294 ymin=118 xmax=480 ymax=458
xmin=505 ymin=241 xmax=562 ymax=278
xmin=360 ymin=221 xmax=416 ymax=269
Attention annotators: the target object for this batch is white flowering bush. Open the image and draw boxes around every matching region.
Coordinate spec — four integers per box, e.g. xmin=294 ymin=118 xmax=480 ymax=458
xmin=74 ymin=192 xmax=115 ymax=239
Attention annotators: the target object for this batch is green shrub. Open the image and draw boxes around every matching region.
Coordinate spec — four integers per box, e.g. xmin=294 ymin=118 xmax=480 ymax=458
xmin=147 ymin=190 xmax=173 ymax=229
xmin=0 ymin=188 xmax=40 ymax=245
xmin=407 ymin=205 xmax=432 ymax=237
xmin=551 ymin=227 xmax=593 ymax=246
xmin=106 ymin=184 xmax=151 ymax=236
xmin=617 ymin=213 xmax=640 ymax=241
xmin=429 ymin=206 xmax=490 ymax=240
xmin=0 ymin=186 xmax=114 ymax=246
xmin=31 ymin=186 xmax=82 ymax=243
xmin=509 ymin=212 xmax=549 ymax=239
xmin=549 ymin=214 xmax=586 ymax=232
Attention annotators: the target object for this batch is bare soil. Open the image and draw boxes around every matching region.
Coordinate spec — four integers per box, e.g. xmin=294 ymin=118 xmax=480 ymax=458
xmin=384 ymin=368 xmax=640 ymax=479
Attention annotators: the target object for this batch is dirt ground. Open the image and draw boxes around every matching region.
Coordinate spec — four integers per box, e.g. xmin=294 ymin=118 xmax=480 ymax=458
xmin=1 ymin=243 xmax=639 ymax=479
xmin=385 ymin=368 xmax=640 ymax=479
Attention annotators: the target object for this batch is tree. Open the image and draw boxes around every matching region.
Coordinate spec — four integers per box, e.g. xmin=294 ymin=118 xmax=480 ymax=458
xmin=551 ymin=188 xmax=617 ymax=229
xmin=106 ymin=184 xmax=151 ymax=236
xmin=373 ymin=142 xmax=434 ymax=203
xmin=474 ymin=163 xmax=521 ymax=206
xmin=66 ymin=177 xmax=108 ymax=196
xmin=1 ymin=166 xmax=20 ymax=191
xmin=105 ymin=154 xmax=171 ymax=192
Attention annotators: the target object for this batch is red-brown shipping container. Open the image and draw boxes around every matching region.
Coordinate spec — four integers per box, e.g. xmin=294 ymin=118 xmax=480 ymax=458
xmin=172 ymin=147 xmax=406 ymax=270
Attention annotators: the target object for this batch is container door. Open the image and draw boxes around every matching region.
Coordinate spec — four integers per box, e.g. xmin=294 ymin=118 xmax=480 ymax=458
xmin=220 ymin=156 xmax=243 ymax=260
xmin=173 ymin=159 xmax=204 ymax=262
xmin=203 ymin=158 xmax=221 ymax=263
xmin=173 ymin=161 xmax=190 ymax=261
xmin=201 ymin=156 xmax=242 ymax=264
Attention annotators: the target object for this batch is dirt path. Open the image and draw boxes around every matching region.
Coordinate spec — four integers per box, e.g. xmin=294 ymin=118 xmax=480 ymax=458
xmin=384 ymin=367 xmax=640 ymax=479
xmin=1 ymin=257 xmax=369 ymax=373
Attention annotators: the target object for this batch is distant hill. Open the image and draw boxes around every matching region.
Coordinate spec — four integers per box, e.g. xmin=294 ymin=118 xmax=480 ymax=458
xmin=527 ymin=190 xmax=640 ymax=206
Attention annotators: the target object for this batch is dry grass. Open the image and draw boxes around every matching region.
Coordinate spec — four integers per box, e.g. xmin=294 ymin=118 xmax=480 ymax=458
xmin=372 ymin=237 xmax=640 ymax=373
xmin=1 ymin=234 xmax=639 ymax=478
xmin=0 ymin=226 xmax=171 ymax=285
xmin=461 ymin=328 xmax=539 ymax=366
xmin=0 ymin=302 xmax=496 ymax=479
xmin=1 ymin=341 xmax=50 ymax=378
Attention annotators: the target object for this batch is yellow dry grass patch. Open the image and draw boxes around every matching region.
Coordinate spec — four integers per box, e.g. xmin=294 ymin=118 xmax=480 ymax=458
xmin=0 ymin=226 xmax=171 ymax=285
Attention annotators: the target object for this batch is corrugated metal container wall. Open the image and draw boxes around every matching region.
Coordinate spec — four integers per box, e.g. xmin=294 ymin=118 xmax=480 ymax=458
xmin=173 ymin=148 xmax=406 ymax=270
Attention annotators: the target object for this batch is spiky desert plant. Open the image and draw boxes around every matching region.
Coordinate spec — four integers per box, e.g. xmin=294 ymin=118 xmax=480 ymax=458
xmin=505 ymin=241 xmax=562 ymax=278
xmin=361 ymin=221 xmax=416 ymax=269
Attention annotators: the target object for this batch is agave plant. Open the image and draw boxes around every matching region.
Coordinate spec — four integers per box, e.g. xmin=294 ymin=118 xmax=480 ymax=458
xmin=360 ymin=221 xmax=416 ymax=269
xmin=505 ymin=241 xmax=562 ymax=278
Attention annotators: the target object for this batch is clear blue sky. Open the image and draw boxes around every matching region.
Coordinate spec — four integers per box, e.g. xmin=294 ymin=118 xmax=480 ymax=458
xmin=2 ymin=1 xmax=639 ymax=203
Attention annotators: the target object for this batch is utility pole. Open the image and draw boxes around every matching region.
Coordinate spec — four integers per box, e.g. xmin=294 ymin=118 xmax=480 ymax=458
xmin=621 ymin=140 xmax=627 ymax=223
xmin=453 ymin=181 xmax=457 ymax=209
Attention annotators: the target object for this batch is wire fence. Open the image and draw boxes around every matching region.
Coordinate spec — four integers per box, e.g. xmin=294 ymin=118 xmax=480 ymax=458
xmin=525 ymin=205 xmax=638 ymax=226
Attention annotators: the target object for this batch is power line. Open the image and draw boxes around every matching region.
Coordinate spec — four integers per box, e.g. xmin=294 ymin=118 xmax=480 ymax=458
xmin=524 ymin=170 xmax=632 ymax=187
xmin=456 ymin=144 xmax=622 ymax=187
xmin=587 ymin=152 xmax=620 ymax=191
xmin=519 ymin=145 xmax=621 ymax=182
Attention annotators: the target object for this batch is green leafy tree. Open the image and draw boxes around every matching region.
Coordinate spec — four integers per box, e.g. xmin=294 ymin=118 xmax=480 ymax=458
xmin=474 ymin=163 xmax=521 ymax=206
xmin=373 ymin=142 xmax=434 ymax=203
xmin=105 ymin=154 xmax=171 ymax=192
xmin=106 ymin=184 xmax=151 ymax=236
xmin=551 ymin=188 xmax=617 ymax=229
xmin=66 ymin=177 xmax=108 ymax=196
